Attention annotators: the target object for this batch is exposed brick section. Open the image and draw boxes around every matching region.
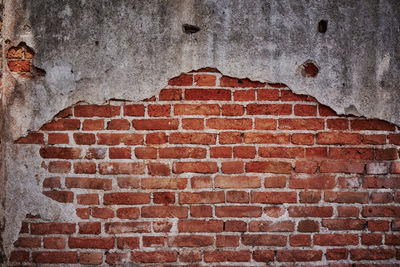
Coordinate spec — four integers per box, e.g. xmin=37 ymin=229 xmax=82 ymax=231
xmin=11 ymin=70 xmax=400 ymax=265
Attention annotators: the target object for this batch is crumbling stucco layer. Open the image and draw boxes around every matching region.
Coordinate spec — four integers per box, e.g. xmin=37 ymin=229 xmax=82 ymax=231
xmin=3 ymin=0 xmax=400 ymax=140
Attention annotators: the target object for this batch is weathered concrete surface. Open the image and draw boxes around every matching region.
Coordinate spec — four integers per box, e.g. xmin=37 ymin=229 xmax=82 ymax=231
xmin=1 ymin=0 xmax=400 ymax=260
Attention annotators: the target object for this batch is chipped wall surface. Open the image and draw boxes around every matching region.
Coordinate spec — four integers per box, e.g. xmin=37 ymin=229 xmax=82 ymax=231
xmin=1 ymin=0 xmax=400 ymax=264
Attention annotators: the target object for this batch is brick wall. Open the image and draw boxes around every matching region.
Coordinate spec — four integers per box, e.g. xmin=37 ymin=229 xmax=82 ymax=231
xmin=9 ymin=68 xmax=400 ymax=265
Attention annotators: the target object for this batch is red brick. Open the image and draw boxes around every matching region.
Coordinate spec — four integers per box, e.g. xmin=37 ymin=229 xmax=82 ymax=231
xmin=327 ymin=119 xmax=349 ymax=130
xmin=220 ymin=76 xmax=265 ymax=88
xmin=207 ymin=118 xmax=252 ymax=130
xmin=146 ymin=132 xmax=168 ymax=144
xmin=167 ymin=235 xmax=213 ymax=247
xmin=298 ymin=220 xmax=319 ymax=232
xmin=210 ymin=146 xmax=232 ymax=158
xmin=135 ymin=147 xmax=157 ymax=159
xmin=43 ymin=237 xmax=65 ymax=249
xmin=234 ymin=89 xmax=255 ymax=101
xmin=43 ymin=177 xmax=61 ymax=188
xmin=385 ymin=234 xmax=400 ymax=245
xmin=319 ymin=104 xmax=337 ymax=116
xmin=215 ymin=175 xmax=260 ymax=188
xmin=169 ymin=73 xmax=193 ymax=86
xmin=330 ymin=147 xmax=374 ymax=160
xmin=73 ymin=161 xmax=96 ymax=174
xmin=324 ymin=191 xmax=369 ymax=203
xmin=170 ymin=132 xmax=216 ymax=144
xmin=178 ymin=220 xmax=223 ymax=232
xmin=265 ymin=176 xmax=287 ymax=188
xmin=85 ymin=147 xmax=106 ymax=159
xmin=391 ymin=162 xmax=400 ymax=173
xmin=225 ymin=220 xmax=247 ymax=232
xmin=7 ymin=47 xmax=23 ymax=59
xmin=103 ymin=192 xmax=150 ymax=205
xmin=14 ymin=237 xmax=41 ymax=248
xmin=242 ymin=234 xmax=286 ymax=246
xmin=222 ymin=104 xmax=244 ymax=116
xmin=251 ymin=192 xmax=296 ymax=204
xmin=107 ymin=118 xmax=130 ymax=130
xmin=320 ymin=161 xmax=365 ymax=174
xmin=363 ymin=177 xmax=400 ymax=189
xmin=191 ymin=176 xmax=212 ymax=189
xmin=264 ymin=207 xmax=285 ymax=218
xmin=109 ymin=147 xmax=131 ymax=159
xmin=253 ymin=250 xmax=275 ymax=262
xmin=148 ymin=104 xmax=171 ymax=117
xmin=254 ymin=118 xmax=277 ymax=130
xmin=190 ymin=205 xmax=212 ymax=217
xmin=173 ymin=161 xmax=218 ymax=173
xmin=185 ymin=89 xmax=231 ymax=100
xmin=369 ymin=220 xmax=390 ymax=231
xmin=42 ymin=191 xmax=73 ymax=203
xmin=259 ymin=147 xmax=304 ymax=158
xmin=281 ymin=90 xmax=316 ymax=102
xmin=226 ymin=190 xmax=248 ymax=203
xmin=31 ymin=223 xmax=75 ymax=235
xmin=219 ymin=131 xmax=242 ymax=144
xmin=389 ymin=133 xmax=400 ymax=145
xmin=257 ymin=89 xmax=279 ymax=100
xmin=234 ymin=146 xmax=256 ymax=158
xmin=105 ymin=252 xmax=129 ymax=265
xmin=279 ymin=118 xmax=324 ymax=130
xmin=221 ymin=161 xmax=243 ymax=173
xmin=249 ymin=220 xmax=295 ymax=232
xmin=364 ymin=134 xmax=386 ymax=144
xmin=77 ymin=193 xmax=99 ymax=205
xmin=195 ymin=74 xmax=216 ymax=86
xmin=160 ymin=147 xmax=206 ymax=158
xmin=123 ymin=104 xmax=145 ymax=116
xmin=143 ymin=236 xmax=165 ymax=247
xmin=179 ymin=192 xmax=224 ymax=204
xmin=179 ymin=250 xmax=202 ymax=262
xmin=80 ymin=252 xmax=103 ymax=265
xmin=83 ymin=119 xmax=104 ymax=130
xmin=291 ymin=133 xmax=314 ymax=145
xmin=376 ymin=148 xmax=398 ymax=160
xmin=159 ymin=89 xmax=182 ymax=101
xmin=142 ymin=206 xmax=188 ymax=218
xmin=99 ymin=162 xmax=145 ymax=174
xmin=245 ymin=161 xmax=292 ymax=174
xmin=277 ymin=250 xmax=322 ymax=262
xmin=117 ymin=237 xmax=140 ymax=249
xmin=40 ymin=147 xmax=82 ymax=159
xmin=247 ymin=104 xmax=292 ymax=115
xmin=48 ymin=161 xmax=71 ymax=173
xmin=116 ymin=207 xmax=140 ymax=219
xmin=350 ymin=249 xmax=394 ymax=260
xmin=216 ymin=235 xmax=239 ymax=247
xmin=174 ymin=104 xmax=220 ymax=115
xmin=306 ymin=147 xmax=327 ymax=158
xmin=288 ymin=206 xmax=333 ymax=217
xmin=317 ymin=132 xmax=361 ymax=145
xmin=351 ymin=119 xmax=395 ymax=131
xmin=69 ymin=237 xmax=114 ymax=249
xmin=314 ymin=234 xmax=358 ymax=246
xmin=362 ymin=233 xmax=382 ymax=245
xmin=142 ymin=178 xmax=186 ymax=189
xmin=15 ymin=132 xmax=44 ymax=144
xmin=326 ymin=249 xmax=348 ymax=260
xmin=76 ymin=208 xmax=90 ymax=219
xmin=148 ymin=163 xmax=170 ymax=176
xmin=132 ymin=119 xmax=178 ymax=130
xmin=216 ymin=206 xmax=262 ymax=217
xmin=299 ymin=191 xmax=321 ymax=203
xmin=91 ymin=207 xmax=114 ymax=219
xmin=322 ymin=219 xmax=366 ymax=230
xmin=32 ymin=251 xmax=78 ymax=264
xmin=75 ymin=105 xmax=120 ymax=117
xmin=338 ymin=206 xmax=359 ymax=217
xmin=294 ymin=104 xmax=317 ymax=116
xmin=105 ymin=222 xmax=150 ymax=234
xmin=295 ymin=160 xmax=318 ymax=174
xmin=153 ymin=192 xmax=175 ymax=204
xmin=290 ymin=234 xmax=311 ymax=246
xmin=117 ymin=177 xmax=139 ymax=189
xmin=372 ymin=192 xmax=393 ymax=203
xmin=182 ymin=118 xmax=204 ymax=129
xmin=244 ymin=133 xmax=290 ymax=144
xmin=338 ymin=176 xmax=361 ymax=189
xmin=73 ymin=133 xmax=95 ymax=145
xmin=66 ymin=177 xmax=111 ymax=190
xmin=204 ymin=250 xmax=251 ymax=262
xmin=79 ymin=222 xmax=101 ymax=234
xmin=8 ymin=60 xmax=31 ymax=72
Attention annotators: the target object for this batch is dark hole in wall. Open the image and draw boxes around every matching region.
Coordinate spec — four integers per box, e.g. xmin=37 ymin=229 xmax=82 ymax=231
xmin=182 ymin=24 xmax=200 ymax=34
xmin=318 ymin=20 xmax=328 ymax=33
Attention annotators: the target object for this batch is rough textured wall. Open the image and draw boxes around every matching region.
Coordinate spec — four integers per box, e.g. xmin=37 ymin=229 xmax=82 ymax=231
xmin=6 ymin=70 xmax=400 ymax=266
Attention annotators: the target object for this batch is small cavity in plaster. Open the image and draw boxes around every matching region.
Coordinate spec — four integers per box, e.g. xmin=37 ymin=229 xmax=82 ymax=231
xmin=299 ymin=60 xmax=319 ymax=78
xmin=318 ymin=19 xmax=328 ymax=33
xmin=182 ymin=24 xmax=200 ymax=34
xmin=344 ymin=104 xmax=361 ymax=116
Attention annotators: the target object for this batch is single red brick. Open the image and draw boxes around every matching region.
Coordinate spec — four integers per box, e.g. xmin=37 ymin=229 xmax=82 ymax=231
xmin=314 ymin=234 xmax=358 ymax=246
xmin=257 ymin=89 xmax=279 ymax=100
xmin=294 ymin=104 xmax=317 ymax=116
xmin=42 ymin=190 xmax=73 ymax=203
xmin=135 ymin=147 xmax=157 ymax=159
xmin=117 ymin=177 xmax=139 ymax=189
xmin=65 ymin=177 xmax=111 ymax=190
xmin=326 ymin=249 xmax=348 ymax=260
xmin=244 ymin=133 xmax=290 ymax=144
xmin=169 ymin=132 xmax=216 ymax=144
xmin=295 ymin=160 xmax=318 ymax=174
xmin=254 ymin=118 xmax=277 ymax=130
xmin=351 ymin=119 xmax=395 ymax=131
xmin=226 ymin=190 xmax=249 ymax=203
xmin=73 ymin=133 xmax=95 ymax=144
xmin=247 ymin=104 xmax=292 ymax=115
xmin=329 ymin=147 xmax=374 ymax=160
xmin=279 ymin=118 xmax=324 ymax=130
xmin=369 ymin=220 xmax=390 ymax=231
xmin=220 ymin=76 xmax=265 ymax=88
xmin=178 ymin=220 xmax=223 ymax=232
xmin=179 ymin=250 xmax=203 ymax=262
xmin=298 ymin=220 xmax=320 ymax=232
xmin=109 ymin=147 xmax=131 ymax=159
xmin=215 ymin=175 xmax=260 ymax=188
xmin=389 ymin=133 xmax=400 ymax=145
xmin=221 ymin=161 xmax=244 ymax=174
xmin=79 ymin=222 xmax=101 ymax=234
xmin=234 ymin=146 xmax=256 ymax=158
xmin=142 ymin=206 xmax=188 ymax=218
xmin=306 ymin=147 xmax=328 ymax=158
xmin=299 ymin=191 xmax=321 ymax=203
xmin=105 ymin=222 xmax=150 ymax=234
xmin=91 ymin=207 xmax=114 ymax=219
xmin=190 ymin=205 xmax=212 ymax=217
xmin=249 ymin=220 xmax=295 ymax=232
xmin=210 ymin=146 xmax=232 ymax=158
xmin=173 ymin=161 xmax=218 ymax=173
xmin=43 ymin=177 xmax=61 ymax=188
xmin=324 ymin=191 xmax=369 ymax=203
xmin=80 ymin=252 xmax=103 ymax=265
xmin=98 ymin=162 xmax=145 ymax=174
xmin=132 ymin=119 xmax=178 ymax=130
xmin=225 ymin=220 xmax=247 ymax=232
xmin=117 ymin=237 xmax=140 ymax=249
xmin=77 ymin=193 xmax=99 ymax=205
xmin=191 ymin=176 xmax=212 ymax=189
xmin=48 ymin=161 xmax=71 ymax=173
xmin=320 ymin=161 xmax=365 ymax=174
xmin=253 ymin=250 xmax=275 ymax=262
xmin=234 ymin=89 xmax=255 ymax=101
xmin=288 ymin=206 xmax=333 ymax=217
xmin=317 ymin=132 xmax=361 ymax=145
xmin=251 ymin=192 xmax=297 ymax=204
xmin=222 ymin=104 xmax=244 ymax=116
xmin=40 ymin=147 xmax=82 ymax=159
xmin=146 ymin=132 xmax=168 ymax=144
xmin=364 ymin=134 xmax=386 ymax=145
xmin=327 ymin=119 xmax=349 ymax=130
xmin=143 ymin=236 xmax=165 ymax=247
xmin=123 ymin=104 xmax=145 ymax=116
xmin=185 ymin=89 xmax=231 ymax=100
xmin=116 ymin=207 xmax=140 ymax=219
xmin=73 ymin=161 xmax=96 ymax=174
xmin=85 ymin=147 xmax=107 ymax=159
xmin=69 ymin=237 xmax=114 ymax=249
xmin=43 ymin=237 xmax=65 ymax=249
xmin=169 ymin=73 xmax=193 ymax=86
xmin=41 ymin=119 xmax=80 ymax=131
xmin=105 ymin=252 xmax=129 ymax=265
xmin=216 ymin=206 xmax=262 ymax=217
xmin=242 ymin=234 xmax=286 ymax=246
xmin=179 ymin=191 xmax=224 ymax=204
xmin=76 ymin=208 xmax=90 ymax=219
xmin=204 ymin=250 xmax=251 ymax=262
xmin=362 ymin=233 xmax=382 ymax=245
xmin=153 ymin=192 xmax=175 ymax=204
xmin=103 ymin=192 xmax=150 ymax=205
xmin=219 ymin=131 xmax=242 ymax=144
xmin=31 ymin=223 xmax=75 ymax=235
xmin=148 ymin=104 xmax=171 ymax=117
xmin=167 ymin=235 xmax=213 ymax=247
xmin=376 ymin=148 xmax=398 ymax=160
xmin=259 ymin=147 xmax=304 ymax=158
xmin=75 ymin=105 xmax=120 ymax=117
xmin=159 ymin=89 xmax=182 ymax=101
xmin=8 ymin=60 xmax=31 ymax=72
xmin=14 ymin=237 xmax=41 ymax=248
xmin=148 ymin=162 xmax=170 ymax=176
xmin=174 ymin=104 xmax=220 ymax=115
xmin=160 ymin=147 xmax=206 ymax=158
xmin=142 ymin=178 xmax=187 ymax=189
xmin=245 ymin=161 xmax=292 ymax=174
xmin=322 ymin=219 xmax=366 ymax=230
xmin=47 ymin=133 xmax=69 ymax=145
xmin=194 ymin=74 xmax=216 ymax=86
xmin=207 ymin=118 xmax=252 ymax=130
xmin=82 ymin=119 xmax=104 ymax=130
xmin=107 ymin=118 xmax=130 ymax=130
xmin=182 ymin=118 xmax=204 ymax=130
xmin=32 ymin=251 xmax=78 ymax=264
xmin=15 ymin=132 xmax=44 ymax=144
xmin=363 ymin=177 xmax=400 ymax=189
xmin=265 ymin=176 xmax=287 ymax=188
xmin=350 ymin=249 xmax=394 ymax=260
xmin=277 ymin=250 xmax=322 ymax=262
xmin=372 ymin=192 xmax=393 ymax=203
xmin=290 ymin=234 xmax=311 ymax=246
xmin=338 ymin=206 xmax=359 ymax=217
